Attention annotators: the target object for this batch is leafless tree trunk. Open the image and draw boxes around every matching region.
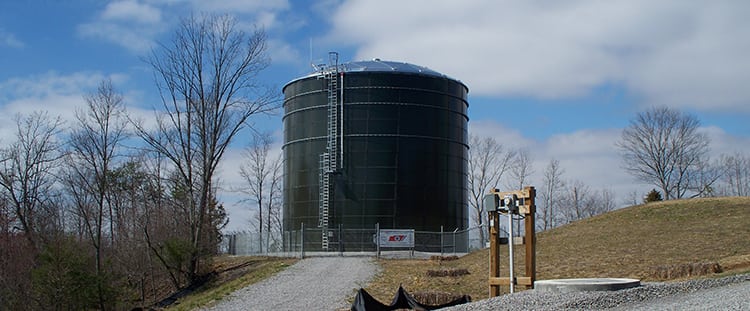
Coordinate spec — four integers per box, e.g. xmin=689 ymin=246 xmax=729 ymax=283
xmin=687 ymin=157 xmax=724 ymax=198
xmin=265 ymin=152 xmax=283 ymax=251
xmin=625 ymin=190 xmax=640 ymax=206
xmin=239 ymin=132 xmax=283 ymax=253
xmin=507 ymin=148 xmax=533 ymax=191
xmin=133 ymin=14 xmax=275 ymax=282
xmin=719 ymin=153 xmax=749 ymax=196
xmin=65 ymin=79 xmax=128 ymax=310
xmin=268 ymin=153 xmax=284 ymax=250
xmin=505 ymin=148 xmax=532 ymax=236
xmin=561 ymin=181 xmax=617 ymax=223
xmin=137 ymin=151 xmax=185 ymax=290
xmin=617 ymin=107 xmax=710 ymax=200
xmin=562 ymin=180 xmax=588 ymax=223
xmin=467 ymin=135 xmax=516 ymax=246
xmin=539 ymin=159 xmax=564 ymax=230
xmin=239 ymin=133 xmax=270 ymax=252
xmin=595 ymin=188 xmax=617 ymax=215
xmin=0 ymin=112 xmax=64 ymax=250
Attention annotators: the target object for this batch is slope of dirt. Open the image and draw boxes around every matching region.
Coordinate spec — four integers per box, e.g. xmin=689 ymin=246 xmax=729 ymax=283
xmin=365 ymin=197 xmax=750 ymax=302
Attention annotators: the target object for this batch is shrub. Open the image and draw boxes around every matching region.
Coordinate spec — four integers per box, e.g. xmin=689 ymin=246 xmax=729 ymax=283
xmin=648 ymin=262 xmax=722 ymax=280
xmin=425 ymin=268 xmax=470 ymax=277
xmin=644 ymin=189 xmax=663 ymax=203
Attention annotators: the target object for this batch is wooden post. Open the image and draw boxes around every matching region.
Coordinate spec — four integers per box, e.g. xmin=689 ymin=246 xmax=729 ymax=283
xmin=487 ymin=186 xmax=537 ymax=296
xmin=488 ymin=209 xmax=501 ymax=297
xmin=524 ymin=187 xmax=536 ymax=290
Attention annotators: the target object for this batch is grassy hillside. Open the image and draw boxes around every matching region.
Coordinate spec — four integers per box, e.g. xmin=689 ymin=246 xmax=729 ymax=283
xmin=365 ymin=197 xmax=750 ymax=302
xmin=164 ymin=256 xmax=297 ymax=310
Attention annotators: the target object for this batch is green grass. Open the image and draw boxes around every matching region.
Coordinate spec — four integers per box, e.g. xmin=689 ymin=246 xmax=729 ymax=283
xmin=165 ymin=256 xmax=297 ymax=311
xmin=165 ymin=197 xmax=750 ymax=308
xmin=365 ymin=197 xmax=750 ymax=302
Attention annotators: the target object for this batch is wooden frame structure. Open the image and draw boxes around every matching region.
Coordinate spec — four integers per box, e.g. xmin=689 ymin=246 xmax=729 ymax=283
xmin=487 ymin=186 xmax=536 ymax=297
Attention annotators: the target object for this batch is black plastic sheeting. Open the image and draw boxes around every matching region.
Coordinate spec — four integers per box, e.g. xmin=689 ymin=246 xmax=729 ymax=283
xmin=351 ymin=286 xmax=471 ymax=311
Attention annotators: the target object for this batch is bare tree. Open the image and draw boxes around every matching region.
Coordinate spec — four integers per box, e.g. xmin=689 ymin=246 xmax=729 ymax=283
xmin=136 ymin=151 xmax=187 ymax=290
xmin=0 ymin=194 xmax=36 ymax=310
xmin=265 ymin=152 xmax=283 ymax=250
xmin=617 ymin=107 xmax=710 ymax=200
xmin=507 ymin=148 xmax=533 ymax=190
xmin=467 ymin=134 xmax=516 ymax=246
xmin=0 ymin=112 xmax=64 ymax=249
xmin=238 ymin=132 xmax=283 ymax=253
xmin=719 ymin=153 xmax=750 ymax=196
xmin=561 ymin=181 xmax=617 ymax=224
xmin=687 ymin=157 xmax=724 ymax=198
xmin=240 ymin=133 xmax=269 ymax=252
xmin=504 ymin=148 xmax=532 ymax=237
xmin=133 ymin=14 xmax=275 ymax=282
xmin=267 ymin=159 xmax=283 ymax=248
xmin=625 ymin=190 xmax=640 ymax=206
xmin=65 ymin=79 xmax=128 ymax=309
xmin=592 ymin=188 xmax=617 ymax=216
xmin=561 ymin=180 xmax=589 ymax=223
xmin=538 ymin=159 xmax=564 ymax=230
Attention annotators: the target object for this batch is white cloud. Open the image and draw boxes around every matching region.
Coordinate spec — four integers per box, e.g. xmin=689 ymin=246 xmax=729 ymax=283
xmin=0 ymin=71 xmax=107 ymax=116
xmin=79 ymin=0 xmax=297 ymax=55
xmin=267 ymin=39 xmax=303 ymax=65
xmin=101 ymin=0 xmax=162 ymax=24
xmin=0 ymin=28 xmax=24 ymax=48
xmin=78 ymin=0 xmax=166 ymax=53
xmin=541 ymin=129 xmax=634 ymax=193
xmin=0 ymin=71 xmax=140 ymax=144
xmin=468 ymin=119 xmax=533 ymax=150
xmin=328 ymin=0 xmax=750 ymax=112
xmin=183 ymin=0 xmax=289 ymax=14
xmin=701 ymin=126 xmax=750 ymax=157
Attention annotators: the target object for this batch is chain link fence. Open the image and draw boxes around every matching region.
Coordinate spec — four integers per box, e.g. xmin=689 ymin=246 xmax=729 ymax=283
xmin=222 ymin=224 xmax=489 ymax=257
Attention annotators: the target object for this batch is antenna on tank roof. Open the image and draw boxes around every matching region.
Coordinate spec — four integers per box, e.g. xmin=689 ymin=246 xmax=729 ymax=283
xmin=309 ymin=39 xmax=325 ymax=72
xmin=309 ymin=38 xmax=317 ymax=71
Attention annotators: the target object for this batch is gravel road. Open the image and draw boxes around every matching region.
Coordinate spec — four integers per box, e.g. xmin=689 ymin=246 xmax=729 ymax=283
xmin=202 ymin=257 xmax=379 ymax=311
xmin=200 ymin=256 xmax=746 ymax=311
xmin=442 ymin=273 xmax=750 ymax=311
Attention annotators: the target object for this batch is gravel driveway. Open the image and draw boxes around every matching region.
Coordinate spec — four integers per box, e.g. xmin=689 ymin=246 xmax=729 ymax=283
xmin=202 ymin=256 xmax=379 ymax=311
xmin=200 ymin=256 xmax=746 ymax=311
xmin=442 ymin=273 xmax=750 ymax=311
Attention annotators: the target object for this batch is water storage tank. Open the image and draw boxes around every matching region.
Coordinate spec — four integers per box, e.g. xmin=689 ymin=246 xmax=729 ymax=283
xmin=282 ymin=56 xmax=469 ymax=250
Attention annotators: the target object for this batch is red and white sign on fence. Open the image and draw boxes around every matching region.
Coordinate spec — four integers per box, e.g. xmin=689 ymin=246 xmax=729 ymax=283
xmin=376 ymin=229 xmax=415 ymax=248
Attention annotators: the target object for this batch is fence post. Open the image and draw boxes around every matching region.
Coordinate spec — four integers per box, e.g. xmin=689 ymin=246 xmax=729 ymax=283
xmin=376 ymin=223 xmax=380 ymax=259
xmin=300 ymin=222 xmax=305 ymax=259
xmin=339 ymin=223 xmax=343 ymax=256
xmin=453 ymin=228 xmax=457 ymax=255
xmin=440 ymin=226 xmax=444 ymax=257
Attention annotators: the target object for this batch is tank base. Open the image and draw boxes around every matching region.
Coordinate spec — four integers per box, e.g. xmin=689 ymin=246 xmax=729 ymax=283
xmin=534 ymin=278 xmax=641 ymax=293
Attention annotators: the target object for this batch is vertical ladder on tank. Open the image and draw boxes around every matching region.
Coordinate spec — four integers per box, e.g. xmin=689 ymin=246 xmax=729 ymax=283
xmin=318 ymin=52 xmax=339 ymax=251
xmin=318 ymin=153 xmax=330 ymax=250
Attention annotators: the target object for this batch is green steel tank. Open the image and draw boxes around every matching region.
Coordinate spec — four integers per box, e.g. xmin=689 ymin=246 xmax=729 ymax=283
xmin=282 ymin=57 xmax=469 ymax=251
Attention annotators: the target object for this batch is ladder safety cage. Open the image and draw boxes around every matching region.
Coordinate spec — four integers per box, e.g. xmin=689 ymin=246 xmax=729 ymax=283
xmin=318 ymin=52 xmax=341 ymax=250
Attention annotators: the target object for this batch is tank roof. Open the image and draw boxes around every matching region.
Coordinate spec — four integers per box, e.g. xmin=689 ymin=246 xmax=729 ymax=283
xmin=341 ymin=59 xmax=447 ymax=77
xmin=285 ymin=58 xmax=465 ymax=88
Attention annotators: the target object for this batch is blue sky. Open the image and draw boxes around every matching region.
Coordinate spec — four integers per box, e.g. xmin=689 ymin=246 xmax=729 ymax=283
xmin=2 ymin=0 xmax=749 ymax=231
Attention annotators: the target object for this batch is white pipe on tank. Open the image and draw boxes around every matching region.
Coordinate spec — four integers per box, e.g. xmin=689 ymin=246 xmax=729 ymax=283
xmin=340 ymin=72 xmax=344 ymax=170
